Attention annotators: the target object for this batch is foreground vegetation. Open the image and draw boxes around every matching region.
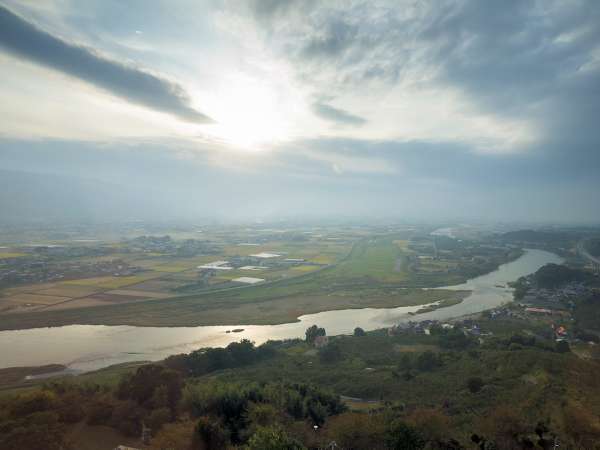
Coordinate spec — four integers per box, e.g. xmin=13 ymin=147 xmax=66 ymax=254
xmin=3 ymin=312 xmax=600 ymax=449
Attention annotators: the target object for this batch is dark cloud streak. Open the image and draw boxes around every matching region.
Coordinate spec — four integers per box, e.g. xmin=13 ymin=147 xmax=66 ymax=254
xmin=0 ymin=5 xmax=213 ymax=124
xmin=312 ymin=102 xmax=367 ymax=126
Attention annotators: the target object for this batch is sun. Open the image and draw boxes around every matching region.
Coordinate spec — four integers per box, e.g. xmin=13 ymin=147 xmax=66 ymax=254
xmin=203 ymin=73 xmax=291 ymax=151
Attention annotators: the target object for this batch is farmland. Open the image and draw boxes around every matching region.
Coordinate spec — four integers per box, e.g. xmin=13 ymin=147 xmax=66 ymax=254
xmin=0 ymin=224 xmax=518 ymax=330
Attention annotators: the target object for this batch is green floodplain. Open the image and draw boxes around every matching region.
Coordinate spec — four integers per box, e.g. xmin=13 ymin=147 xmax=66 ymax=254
xmin=0 ymin=232 xmax=518 ymax=330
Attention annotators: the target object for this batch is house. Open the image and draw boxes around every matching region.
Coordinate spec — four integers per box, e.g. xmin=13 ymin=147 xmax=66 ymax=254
xmin=555 ymin=325 xmax=568 ymax=338
xmin=314 ymin=335 xmax=329 ymax=348
xmin=469 ymin=324 xmax=481 ymax=336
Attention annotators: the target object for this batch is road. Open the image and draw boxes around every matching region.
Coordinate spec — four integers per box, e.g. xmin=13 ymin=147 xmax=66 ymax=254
xmin=577 ymin=240 xmax=600 ymax=265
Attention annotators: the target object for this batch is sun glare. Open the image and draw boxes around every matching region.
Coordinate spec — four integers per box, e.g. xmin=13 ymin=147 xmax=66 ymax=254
xmin=204 ymin=74 xmax=291 ymax=151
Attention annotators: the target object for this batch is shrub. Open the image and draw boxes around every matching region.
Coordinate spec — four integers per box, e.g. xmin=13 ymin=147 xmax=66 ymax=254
xmin=117 ymin=364 xmax=182 ymax=415
xmin=196 ymin=416 xmax=229 ymax=450
xmin=0 ymin=411 xmax=66 ymax=450
xmin=245 ymin=402 xmax=280 ymax=429
xmin=555 ymin=340 xmax=570 ymax=353
xmin=467 ymin=377 xmax=485 ymax=394
xmin=149 ymin=421 xmax=195 ymax=450
xmin=9 ymin=390 xmax=57 ymax=418
xmin=86 ymin=398 xmax=114 ymax=426
xmin=438 ymin=328 xmax=473 ymax=350
xmin=247 ymin=426 xmax=306 ymax=450
xmin=415 ymin=351 xmax=442 ymax=372
xmin=148 ymin=407 xmax=171 ymax=431
xmin=305 ymin=325 xmax=326 ymax=344
xmin=110 ymin=400 xmax=143 ymax=436
xmin=327 ymin=412 xmax=386 ymax=449
xmin=318 ymin=341 xmax=342 ymax=363
xmin=385 ymin=420 xmax=425 ymax=450
xmin=354 ymin=327 xmax=366 ymax=337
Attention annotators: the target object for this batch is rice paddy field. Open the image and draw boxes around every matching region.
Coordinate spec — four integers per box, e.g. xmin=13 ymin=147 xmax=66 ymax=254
xmin=0 ymin=228 xmax=352 ymax=318
xmin=0 ymin=225 xmax=513 ymax=330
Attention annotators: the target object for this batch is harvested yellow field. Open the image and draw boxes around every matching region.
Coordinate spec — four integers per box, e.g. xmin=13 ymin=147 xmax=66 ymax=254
xmin=35 ymin=285 xmax=100 ymax=297
xmin=106 ymin=289 xmax=169 ymax=299
xmin=150 ymin=265 xmax=189 ymax=273
xmin=62 ymin=274 xmax=159 ymax=289
xmin=222 ymin=245 xmax=264 ymax=256
xmin=393 ymin=240 xmax=410 ymax=251
xmin=41 ymin=297 xmax=115 ymax=310
xmin=309 ymin=255 xmax=334 ymax=264
xmin=1 ymin=282 xmax=61 ymax=296
xmin=4 ymin=293 xmax=71 ymax=305
xmin=0 ymin=252 xmax=27 ymax=259
xmin=290 ymin=265 xmax=319 ymax=273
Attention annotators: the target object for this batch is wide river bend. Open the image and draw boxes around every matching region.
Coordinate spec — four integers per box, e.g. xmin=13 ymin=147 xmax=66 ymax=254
xmin=0 ymin=249 xmax=562 ymax=372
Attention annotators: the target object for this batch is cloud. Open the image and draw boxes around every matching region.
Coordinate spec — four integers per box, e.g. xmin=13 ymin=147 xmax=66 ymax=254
xmin=3 ymin=136 xmax=599 ymax=223
xmin=243 ymin=0 xmax=600 ymax=156
xmin=0 ymin=5 xmax=213 ymax=124
xmin=311 ymin=101 xmax=367 ymax=126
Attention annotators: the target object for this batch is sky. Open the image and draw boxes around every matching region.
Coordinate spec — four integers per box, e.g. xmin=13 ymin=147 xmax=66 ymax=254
xmin=0 ymin=0 xmax=599 ymax=224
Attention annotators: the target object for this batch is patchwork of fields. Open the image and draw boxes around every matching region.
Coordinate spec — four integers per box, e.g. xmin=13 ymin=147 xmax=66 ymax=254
xmin=0 ymin=233 xmax=351 ymax=316
xmin=0 ymin=226 xmax=522 ymax=330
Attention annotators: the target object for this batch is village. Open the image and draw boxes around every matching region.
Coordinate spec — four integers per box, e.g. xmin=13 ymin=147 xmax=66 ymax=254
xmin=386 ymin=280 xmax=599 ymax=349
xmin=0 ymin=252 xmax=144 ymax=288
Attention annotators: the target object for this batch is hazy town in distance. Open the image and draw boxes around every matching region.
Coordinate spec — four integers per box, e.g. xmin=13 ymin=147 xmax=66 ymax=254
xmin=1 ymin=1 xmax=600 ymax=449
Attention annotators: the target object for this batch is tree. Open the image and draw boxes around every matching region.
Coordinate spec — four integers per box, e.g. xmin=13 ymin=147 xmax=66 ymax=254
xmin=305 ymin=325 xmax=326 ymax=344
xmin=555 ymin=340 xmax=570 ymax=353
xmin=307 ymin=400 xmax=328 ymax=427
xmin=318 ymin=341 xmax=342 ymax=363
xmin=327 ymin=412 xmax=386 ymax=449
xmin=150 ymin=421 xmax=196 ymax=450
xmin=0 ymin=411 xmax=66 ymax=450
xmin=354 ymin=327 xmax=366 ymax=337
xmin=86 ymin=396 xmax=114 ymax=425
xmin=477 ymin=406 xmax=529 ymax=449
xmin=117 ymin=364 xmax=183 ymax=417
xmin=227 ymin=339 xmax=257 ymax=365
xmin=438 ymin=328 xmax=473 ymax=350
xmin=398 ymin=354 xmax=412 ymax=370
xmin=196 ymin=416 xmax=229 ymax=450
xmin=9 ymin=390 xmax=57 ymax=417
xmin=386 ymin=420 xmax=426 ymax=450
xmin=109 ymin=400 xmax=143 ymax=436
xmin=416 ymin=351 xmax=441 ymax=372
xmin=245 ymin=402 xmax=280 ymax=429
xmin=247 ymin=426 xmax=306 ymax=450
xmin=467 ymin=377 xmax=485 ymax=394
xmin=405 ymin=408 xmax=451 ymax=445
xmin=148 ymin=407 xmax=172 ymax=431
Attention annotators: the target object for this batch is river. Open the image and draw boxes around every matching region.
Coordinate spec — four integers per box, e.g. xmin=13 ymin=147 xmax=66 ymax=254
xmin=0 ymin=249 xmax=562 ymax=372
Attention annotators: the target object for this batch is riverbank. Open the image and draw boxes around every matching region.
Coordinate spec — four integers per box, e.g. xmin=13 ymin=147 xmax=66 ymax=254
xmin=412 ymin=297 xmax=464 ymax=315
xmin=0 ymin=287 xmax=468 ymax=331
xmin=0 ymin=364 xmax=66 ymax=392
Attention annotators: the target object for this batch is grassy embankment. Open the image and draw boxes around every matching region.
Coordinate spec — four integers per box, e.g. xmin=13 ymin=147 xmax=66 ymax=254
xmin=0 ymin=236 xmax=472 ymax=330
